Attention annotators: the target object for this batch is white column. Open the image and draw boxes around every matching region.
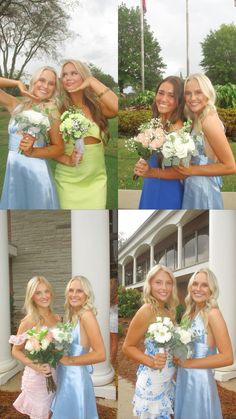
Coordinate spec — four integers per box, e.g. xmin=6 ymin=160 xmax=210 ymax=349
xmin=177 ymin=224 xmax=183 ymax=269
xmin=71 ymin=210 xmax=115 ymax=399
xmin=133 ymin=257 xmax=137 ymax=284
xmin=209 ymin=210 xmax=236 ymax=381
xmin=150 ymin=244 xmax=154 ymax=268
xmin=122 ymin=264 xmax=125 ymax=286
xmin=0 ymin=211 xmax=20 ymax=384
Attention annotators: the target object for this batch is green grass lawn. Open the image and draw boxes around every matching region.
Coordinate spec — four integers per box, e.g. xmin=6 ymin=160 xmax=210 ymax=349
xmin=0 ymin=110 xmax=117 ymax=208
xmin=118 ymin=136 xmax=236 ymax=192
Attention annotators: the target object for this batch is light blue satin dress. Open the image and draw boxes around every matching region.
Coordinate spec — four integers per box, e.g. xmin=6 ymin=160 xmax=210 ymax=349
xmin=174 ymin=314 xmax=222 ymax=419
xmin=0 ymin=110 xmax=59 ymax=209
xmin=133 ymin=338 xmax=175 ymax=418
xmin=51 ymin=320 xmax=98 ymax=419
xmin=182 ymin=134 xmax=223 ymax=209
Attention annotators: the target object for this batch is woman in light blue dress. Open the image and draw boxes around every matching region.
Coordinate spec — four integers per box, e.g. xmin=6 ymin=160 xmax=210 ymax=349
xmin=135 ymin=76 xmax=185 ymax=209
xmin=174 ymin=268 xmax=233 ymax=419
xmin=135 ymin=74 xmax=236 ymax=209
xmin=51 ymin=276 xmax=105 ymax=419
xmin=0 ymin=68 xmax=64 ymax=209
xmin=123 ymin=265 xmax=179 ymax=418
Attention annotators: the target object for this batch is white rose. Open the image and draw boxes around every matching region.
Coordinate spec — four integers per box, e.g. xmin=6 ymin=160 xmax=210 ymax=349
xmin=25 ymin=340 xmax=34 ymax=352
xmin=172 ymin=135 xmax=189 ymax=159
xmin=163 ymin=317 xmax=173 ymax=327
xmin=148 ymin=323 xmax=158 ymax=334
xmin=178 ymin=329 xmax=192 ymax=345
xmin=41 ymin=338 xmax=50 ymax=350
xmin=154 ymin=325 xmax=172 ymax=343
xmin=156 ymin=316 xmax=162 ymax=322
xmin=22 ymin=110 xmax=50 ymax=127
xmin=162 ymin=140 xmax=175 ymax=159
xmin=51 ymin=328 xmax=64 ymax=343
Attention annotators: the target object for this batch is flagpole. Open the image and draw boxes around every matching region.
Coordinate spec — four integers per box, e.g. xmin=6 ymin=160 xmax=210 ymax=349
xmin=140 ymin=0 xmax=145 ymax=91
xmin=186 ymin=0 xmax=190 ymax=76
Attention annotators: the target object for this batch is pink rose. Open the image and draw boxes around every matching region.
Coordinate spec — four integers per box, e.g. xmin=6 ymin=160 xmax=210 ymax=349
xmin=30 ymin=337 xmax=41 ymax=351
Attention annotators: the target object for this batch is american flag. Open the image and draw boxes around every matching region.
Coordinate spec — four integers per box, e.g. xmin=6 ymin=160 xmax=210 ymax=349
xmin=142 ymin=0 xmax=147 ymax=13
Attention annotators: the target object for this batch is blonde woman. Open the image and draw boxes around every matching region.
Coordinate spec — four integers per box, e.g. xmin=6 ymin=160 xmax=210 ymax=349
xmin=51 ymin=276 xmax=106 ymax=419
xmin=174 ymin=268 xmax=233 ymax=419
xmin=9 ymin=276 xmax=60 ymax=419
xmin=122 ymin=265 xmax=179 ymax=418
xmin=54 ymin=59 xmax=118 ymax=209
xmin=0 ymin=67 xmax=64 ymax=209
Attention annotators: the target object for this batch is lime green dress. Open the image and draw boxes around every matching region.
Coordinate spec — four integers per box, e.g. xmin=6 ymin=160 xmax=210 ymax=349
xmin=55 ymin=120 xmax=107 ymax=209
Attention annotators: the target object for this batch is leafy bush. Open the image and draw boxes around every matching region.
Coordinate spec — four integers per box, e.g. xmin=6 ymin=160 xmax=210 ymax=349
xmin=118 ymin=286 xmax=142 ymax=318
xmin=118 ymin=322 xmax=124 ymax=337
xmin=119 ymin=90 xmax=155 ymax=110
xmin=176 ymin=304 xmax=186 ymax=324
xmin=217 ymin=107 xmax=236 ymax=139
xmin=119 ymin=109 xmax=152 ymax=136
xmin=215 ymin=84 xmax=236 ymax=109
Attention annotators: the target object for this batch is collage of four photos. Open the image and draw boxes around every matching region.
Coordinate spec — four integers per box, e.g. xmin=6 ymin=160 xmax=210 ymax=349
xmin=0 ymin=0 xmax=236 ymax=418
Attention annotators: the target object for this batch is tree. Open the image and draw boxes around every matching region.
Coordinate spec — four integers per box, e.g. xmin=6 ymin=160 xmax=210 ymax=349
xmin=118 ymin=3 xmax=166 ymax=93
xmin=88 ymin=64 xmax=118 ymax=90
xmin=0 ymin=0 xmax=75 ymax=79
xmin=200 ymin=23 xmax=236 ymax=85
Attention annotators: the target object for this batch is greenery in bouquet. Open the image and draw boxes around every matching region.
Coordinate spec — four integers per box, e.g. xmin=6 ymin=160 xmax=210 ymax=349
xmin=15 ymin=109 xmax=50 ymax=153
xmin=60 ymin=106 xmax=92 ymax=145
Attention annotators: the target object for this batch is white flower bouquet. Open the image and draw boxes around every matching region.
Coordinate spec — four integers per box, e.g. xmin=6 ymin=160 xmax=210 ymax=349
xmin=24 ymin=322 xmax=73 ymax=393
xmin=15 ymin=109 xmax=50 ymax=153
xmin=60 ymin=107 xmax=92 ymax=164
xmin=146 ymin=316 xmax=196 ymax=362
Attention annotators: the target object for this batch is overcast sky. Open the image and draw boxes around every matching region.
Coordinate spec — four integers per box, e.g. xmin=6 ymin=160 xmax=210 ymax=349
xmin=119 ymin=210 xmax=154 ymax=239
xmin=26 ymin=0 xmax=117 ymax=81
xmin=119 ymin=0 xmax=236 ymax=77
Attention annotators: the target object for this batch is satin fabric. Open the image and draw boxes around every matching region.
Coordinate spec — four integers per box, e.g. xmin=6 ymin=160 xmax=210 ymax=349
xmin=54 ymin=118 xmax=107 ymax=209
xmin=0 ymin=112 xmax=59 ymax=209
xmin=182 ymin=133 xmax=223 ymax=209
xmin=139 ymin=154 xmax=184 ymax=209
xmin=13 ymin=366 xmax=56 ymax=419
xmin=133 ymin=338 xmax=176 ymax=419
xmin=174 ymin=314 xmax=222 ymax=419
xmin=51 ymin=320 xmax=98 ymax=419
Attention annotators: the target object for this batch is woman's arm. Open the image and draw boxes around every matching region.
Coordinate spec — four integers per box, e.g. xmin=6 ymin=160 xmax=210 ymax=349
xmin=174 ymin=113 xmax=236 ymax=177
xmin=0 ymin=77 xmax=38 ymax=112
xmin=122 ymin=304 xmax=167 ymax=369
xmin=134 ymin=158 xmax=186 ymax=180
xmin=177 ymin=309 xmax=233 ymax=369
xmin=60 ymin=311 xmax=106 ymax=366
xmin=12 ymin=318 xmax=51 ymax=375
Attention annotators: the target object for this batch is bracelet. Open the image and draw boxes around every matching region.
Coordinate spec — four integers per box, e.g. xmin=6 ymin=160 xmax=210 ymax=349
xmin=97 ymin=87 xmax=110 ymax=99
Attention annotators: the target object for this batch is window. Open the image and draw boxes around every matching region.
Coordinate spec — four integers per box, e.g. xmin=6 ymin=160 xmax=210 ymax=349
xmin=125 ymin=261 xmax=133 ymax=286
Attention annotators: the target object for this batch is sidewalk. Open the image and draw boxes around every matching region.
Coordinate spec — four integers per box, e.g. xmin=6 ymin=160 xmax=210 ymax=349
xmin=118 ymin=376 xmax=236 ymax=419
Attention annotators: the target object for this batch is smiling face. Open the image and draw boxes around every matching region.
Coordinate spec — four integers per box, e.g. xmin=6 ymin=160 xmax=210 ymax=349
xmin=32 ymin=69 xmax=56 ymax=100
xmin=184 ymin=79 xmax=208 ymax=115
xmin=61 ymin=62 xmax=83 ymax=92
xmin=155 ymin=81 xmax=177 ymax=119
xmin=67 ymin=279 xmax=87 ymax=308
xmin=32 ymin=281 xmax=52 ymax=308
xmin=150 ymin=270 xmax=173 ymax=303
xmin=190 ymin=272 xmax=211 ymax=305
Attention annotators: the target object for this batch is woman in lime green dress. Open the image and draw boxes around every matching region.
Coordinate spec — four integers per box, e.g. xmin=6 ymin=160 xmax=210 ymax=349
xmin=54 ymin=59 xmax=118 ymax=209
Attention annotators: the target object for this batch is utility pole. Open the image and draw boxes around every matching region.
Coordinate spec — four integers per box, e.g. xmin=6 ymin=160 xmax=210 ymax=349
xmin=186 ymin=0 xmax=190 ymax=76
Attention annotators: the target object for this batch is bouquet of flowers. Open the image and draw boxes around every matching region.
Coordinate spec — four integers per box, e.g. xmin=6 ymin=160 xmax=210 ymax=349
xmin=15 ymin=109 xmax=50 ymax=154
xmin=125 ymin=118 xmax=197 ymax=179
xmin=60 ymin=107 xmax=92 ymax=164
xmin=146 ymin=316 xmax=196 ymax=363
xmin=24 ymin=322 xmax=73 ymax=393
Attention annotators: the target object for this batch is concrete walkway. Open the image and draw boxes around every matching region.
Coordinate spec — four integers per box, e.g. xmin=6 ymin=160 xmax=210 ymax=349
xmin=118 ymin=376 xmax=236 ymax=419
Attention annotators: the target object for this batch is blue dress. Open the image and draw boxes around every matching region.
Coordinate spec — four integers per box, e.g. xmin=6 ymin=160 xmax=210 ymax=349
xmin=133 ymin=337 xmax=175 ymax=418
xmin=51 ymin=320 xmax=98 ymax=419
xmin=0 ymin=109 xmax=59 ymax=209
xmin=174 ymin=314 xmax=222 ymax=419
xmin=182 ymin=134 xmax=223 ymax=209
xmin=139 ymin=154 xmax=184 ymax=209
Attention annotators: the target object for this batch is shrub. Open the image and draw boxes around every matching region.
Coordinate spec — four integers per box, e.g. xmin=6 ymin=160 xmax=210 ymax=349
xmin=215 ymin=84 xmax=236 ymax=109
xmin=217 ymin=107 xmax=236 ymax=139
xmin=119 ymin=109 xmax=152 ymax=136
xmin=176 ymin=304 xmax=186 ymax=324
xmin=118 ymin=322 xmax=124 ymax=337
xmin=118 ymin=286 xmax=142 ymax=318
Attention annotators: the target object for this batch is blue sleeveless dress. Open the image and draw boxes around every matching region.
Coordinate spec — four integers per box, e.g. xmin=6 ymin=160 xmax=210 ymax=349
xmin=133 ymin=337 xmax=175 ymax=418
xmin=0 ymin=109 xmax=59 ymax=209
xmin=139 ymin=154 xmax=184 ymax=209
xmin=51 ymin=320 xmax=98 ymax=419
xmin=182 ymin=134 xmax=223 ymax=209
xmin=174 ymin=314 xmax=222 ymax=419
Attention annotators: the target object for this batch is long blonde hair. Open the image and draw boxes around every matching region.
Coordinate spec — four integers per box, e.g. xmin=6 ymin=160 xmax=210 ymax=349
xmin=64 ymin=275 xmax=97 ymax=323
xmin=23 ymin=276 xmax=54 ymax=326
xmin=184 ymin=73 xmax=216 ymax=134
xmin=183 ymin=268 xmax=219 ymax=328
xmin=143 ymin=264 xmax=179 ymax=319
xmin=60 ymin=59 xmax=110 ymax=143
